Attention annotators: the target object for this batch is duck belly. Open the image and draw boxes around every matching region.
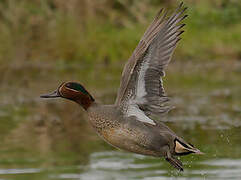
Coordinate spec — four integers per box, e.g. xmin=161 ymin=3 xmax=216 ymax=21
xmin=98 ymin=126 xmax=162 ymax=157
xmin=87 ymin=106 xmax=164 ymax=157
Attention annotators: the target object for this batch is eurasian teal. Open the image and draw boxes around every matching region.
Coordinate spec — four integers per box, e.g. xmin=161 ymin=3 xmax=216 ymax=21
xmin=41 ymin=3 xmax=203 ymax=171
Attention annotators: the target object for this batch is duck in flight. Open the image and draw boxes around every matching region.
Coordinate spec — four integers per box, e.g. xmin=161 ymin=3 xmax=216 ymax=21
xmin=41 ymin=2 xmax=203 ymax=171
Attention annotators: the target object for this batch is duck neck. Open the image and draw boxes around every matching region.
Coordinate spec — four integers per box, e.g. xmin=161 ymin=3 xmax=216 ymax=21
xmin=75 ymin=93 xmax=95 ymax=110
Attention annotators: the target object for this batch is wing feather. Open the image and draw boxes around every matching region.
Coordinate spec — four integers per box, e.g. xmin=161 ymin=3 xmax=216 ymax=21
xmin=115 ymin=3 xmax=188 ymax=124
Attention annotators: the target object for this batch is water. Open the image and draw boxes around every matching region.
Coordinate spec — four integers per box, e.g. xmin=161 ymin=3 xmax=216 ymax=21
xmin=0 ymin=61 xmax=240 ymax=179
xmin=0 ymin=116 xmax=240 ymax=180
xmin=0 ymin=143 xmax=240 ymax=179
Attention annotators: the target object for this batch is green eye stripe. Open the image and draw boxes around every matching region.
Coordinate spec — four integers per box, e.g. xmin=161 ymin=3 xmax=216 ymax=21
xmin=67 ymin=83 xmax=88 ymax=94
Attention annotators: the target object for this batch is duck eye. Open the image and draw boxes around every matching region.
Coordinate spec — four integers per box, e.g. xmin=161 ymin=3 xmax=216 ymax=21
xmin=65 ymin=82 xmax=74 ymax=89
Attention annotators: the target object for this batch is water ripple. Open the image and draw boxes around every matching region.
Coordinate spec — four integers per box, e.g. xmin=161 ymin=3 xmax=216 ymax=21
xmin=0 ymin=168 xmax=41 ymax=175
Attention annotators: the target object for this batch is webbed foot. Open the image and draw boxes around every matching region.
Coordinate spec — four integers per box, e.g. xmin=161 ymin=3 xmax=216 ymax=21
xmin=165 ymin=156 xmax=183 ymax=171
xmin=164 ymin=148 xmax=183 ymax=171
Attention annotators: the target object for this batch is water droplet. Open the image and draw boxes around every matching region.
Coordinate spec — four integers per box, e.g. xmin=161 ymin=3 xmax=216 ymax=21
xmin=226 ymin=137 xmax=230 ymax=143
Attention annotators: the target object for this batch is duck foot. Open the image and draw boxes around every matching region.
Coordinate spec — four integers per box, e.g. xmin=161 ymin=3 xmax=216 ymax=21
xmin=164 ymin=149 xmax=183 ymax=171
xmin=165 ymin=156 xmax=183 ymax=171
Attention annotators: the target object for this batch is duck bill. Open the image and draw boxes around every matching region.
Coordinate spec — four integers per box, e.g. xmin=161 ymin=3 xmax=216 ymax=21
xmin=40 ymin=90 xmax=60 ymax=98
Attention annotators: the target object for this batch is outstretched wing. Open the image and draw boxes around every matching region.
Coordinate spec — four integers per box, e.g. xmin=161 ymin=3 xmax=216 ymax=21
xmin=115 ymin=3 xmax=187 ymax=125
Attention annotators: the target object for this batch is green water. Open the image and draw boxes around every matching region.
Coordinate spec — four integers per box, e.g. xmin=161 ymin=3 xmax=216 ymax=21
xmin=0 ymin=61 xmax=240 ymax=180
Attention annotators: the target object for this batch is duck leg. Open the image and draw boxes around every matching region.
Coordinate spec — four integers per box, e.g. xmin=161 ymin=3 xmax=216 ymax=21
xmin=164 ymin=147 xmax=183 ymax=171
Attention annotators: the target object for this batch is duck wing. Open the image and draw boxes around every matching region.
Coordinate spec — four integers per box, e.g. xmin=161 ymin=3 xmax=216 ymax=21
xmin=115 ymin=3 xmax=187 ymax=124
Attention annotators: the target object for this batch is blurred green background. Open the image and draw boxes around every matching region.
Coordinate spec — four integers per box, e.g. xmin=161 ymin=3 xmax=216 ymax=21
xmin=0 ymin=0 xmax=240 ymax=179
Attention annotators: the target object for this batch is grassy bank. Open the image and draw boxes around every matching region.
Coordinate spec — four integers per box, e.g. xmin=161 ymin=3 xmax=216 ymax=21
xmin=0 ymin=0 xmax=240 ymax=70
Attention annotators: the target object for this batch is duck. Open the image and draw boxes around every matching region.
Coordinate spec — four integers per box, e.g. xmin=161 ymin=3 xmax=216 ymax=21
xmin=41 ymin=2 xmax=203 ymax=171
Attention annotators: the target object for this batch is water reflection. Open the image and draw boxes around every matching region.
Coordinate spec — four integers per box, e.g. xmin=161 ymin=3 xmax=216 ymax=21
xmin=0 ymin=168 xmax=41 ymax=175
xmin=1 ymin=151 xmax=240 ymax=180
xmin=77 ymin=151 xmax=241 ymax=180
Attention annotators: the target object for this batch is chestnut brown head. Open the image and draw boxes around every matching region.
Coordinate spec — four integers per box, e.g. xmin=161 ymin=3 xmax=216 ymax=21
xmin=40 ymin=82 xmax=95 ymax=110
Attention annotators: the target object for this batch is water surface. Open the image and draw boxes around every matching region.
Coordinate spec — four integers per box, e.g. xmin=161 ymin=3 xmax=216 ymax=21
xmin=0 ymin=61 xmax=240 ymax=180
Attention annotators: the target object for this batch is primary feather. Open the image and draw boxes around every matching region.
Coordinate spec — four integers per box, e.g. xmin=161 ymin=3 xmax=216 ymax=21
xmin=115 ymin=3 xmax=187 ymax=124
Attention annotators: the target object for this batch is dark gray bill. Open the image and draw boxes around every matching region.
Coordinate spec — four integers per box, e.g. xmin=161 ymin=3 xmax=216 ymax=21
xmin=40 ymin=90 xmax=60 ymax=98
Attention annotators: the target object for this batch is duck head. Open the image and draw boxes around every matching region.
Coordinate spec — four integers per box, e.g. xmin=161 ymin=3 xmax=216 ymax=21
xmin=174 ymin=138 xmax=204 ymax=156
xmin=40 ymin=82 xmax=95 ymax=110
